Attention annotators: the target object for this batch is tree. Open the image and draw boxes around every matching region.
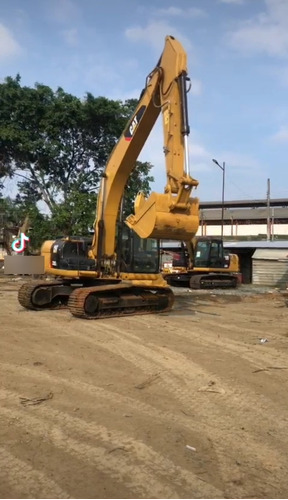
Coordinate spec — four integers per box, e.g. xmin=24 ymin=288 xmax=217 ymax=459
xmin=49 ymin=189 xmax=98 ymax=237
xmin=122 ymin=161 xmax=154 ymax=217
xmin=0 ymin=77 xmax=154 ymax=243
xmin=0 ymin=76 xmax=140 ymax=211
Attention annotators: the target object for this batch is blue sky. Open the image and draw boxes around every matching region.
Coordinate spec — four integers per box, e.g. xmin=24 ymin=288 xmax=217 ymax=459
xmin=1 ymin=0 xmax=288 ymax=203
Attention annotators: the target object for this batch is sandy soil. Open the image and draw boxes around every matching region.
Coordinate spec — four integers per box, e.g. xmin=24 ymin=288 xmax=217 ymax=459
xmin=0 ymin=279 xmax=288 ymax=499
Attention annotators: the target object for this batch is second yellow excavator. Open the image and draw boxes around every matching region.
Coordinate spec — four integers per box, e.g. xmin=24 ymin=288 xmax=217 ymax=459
xmin=161 ymin=236 xmax=240 ymax=288
xmin=18 ymin=35 xmax=200 ymax=319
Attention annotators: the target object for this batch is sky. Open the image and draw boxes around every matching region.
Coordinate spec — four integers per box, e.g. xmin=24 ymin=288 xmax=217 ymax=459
xmin=1 ymin=0 xmax=288 ymax=204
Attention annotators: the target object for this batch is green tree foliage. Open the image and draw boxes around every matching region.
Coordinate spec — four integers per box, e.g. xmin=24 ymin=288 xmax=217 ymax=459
xmin=49 ymin=189 xmax=98 ymax=237
xmin=0 ymin=76 xmax=154 ymax=246
xmin=0 ymin=76 xmax=139 ymax=210
xmin=122 ymin=161 xmax=154 ymax=217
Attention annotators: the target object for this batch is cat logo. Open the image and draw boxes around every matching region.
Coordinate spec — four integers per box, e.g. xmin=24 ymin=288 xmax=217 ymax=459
xmin=124 ymin=105 xmax=146 ymax=141
xmin=129 ymin=116 xmax=138 ymax=136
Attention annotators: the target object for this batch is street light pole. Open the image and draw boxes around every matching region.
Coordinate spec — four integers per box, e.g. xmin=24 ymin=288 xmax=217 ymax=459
xmin=212 ymin=158 xmax=225 ymax=241
xmin=266 ymin=178 xmax=271 ymax=242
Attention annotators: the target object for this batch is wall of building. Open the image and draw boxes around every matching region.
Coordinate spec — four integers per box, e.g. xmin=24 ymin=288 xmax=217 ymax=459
xmin=197 ymin=223 xmax=288 ymax=238
xmin=252 ymin=250 xmax=288 ymax=288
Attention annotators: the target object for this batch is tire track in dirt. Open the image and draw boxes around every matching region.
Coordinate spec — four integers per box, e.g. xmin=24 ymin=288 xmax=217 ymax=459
xmin=0 ymin=446 xmax=70 ymax=499
xmin=0 ymin=362 xmax=224 ymax=495
xmin=0 ymin=392 xmax=222 ymax=499
xmin=92 ymin=321 xmax=288 ymax=494
xmin=3 ymin=301 xmax=288 ymax=434
xmin=3 ymin=314 xmax=288 ymax=486
xmin=0 ymin=411 xmax=173 ymax=499
xmin=51 ymin=320 xmax=288 ymax=497
xmin=1 ymin=290 xmax=288 ymax=498
xmin=0 ymin=360 xmax=194 ymax=426
xmin=78 ymin=320 xmax=288 ymax=427
xmin=132 ymin=309 xmax=288 ymax=368
xmin=4 ymin=306 xmax=287 ymax=379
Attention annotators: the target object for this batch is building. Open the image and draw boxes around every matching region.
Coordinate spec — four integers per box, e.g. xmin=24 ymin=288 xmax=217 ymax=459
xmin=198 ymin=198 xmax=288 ymax=240
xmin=225 ymin=240 xmax=288 ymax=286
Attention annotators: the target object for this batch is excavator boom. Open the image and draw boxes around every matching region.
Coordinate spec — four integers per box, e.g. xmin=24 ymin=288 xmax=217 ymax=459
xmin=91 ymin=35 xmax=199 ymax=262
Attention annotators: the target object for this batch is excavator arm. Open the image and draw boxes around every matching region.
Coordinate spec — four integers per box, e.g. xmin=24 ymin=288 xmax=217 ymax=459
xmin=91 ymin=35 xmax=199 ymax=262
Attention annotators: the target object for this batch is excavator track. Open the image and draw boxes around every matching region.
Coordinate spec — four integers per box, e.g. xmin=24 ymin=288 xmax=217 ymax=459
xmin=189 ymin=273 xmax=238 ymax=290
xmin=18 ymin=280 xmax=70 ymax=310
xmin=68 ymin=283 xmax=174 ymax=319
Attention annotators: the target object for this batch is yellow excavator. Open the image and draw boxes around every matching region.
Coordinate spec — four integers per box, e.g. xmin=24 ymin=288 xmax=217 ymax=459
xmin=161 ymin=237 xmax=240 ymax=288
xmin=18 ymin=35 xmax=200 ymax=319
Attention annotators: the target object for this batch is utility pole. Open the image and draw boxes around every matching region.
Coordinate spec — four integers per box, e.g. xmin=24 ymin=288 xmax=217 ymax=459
xmin=267 ymin=178 xmax=271 ymax=241
xmin=201 ymin=210 xmax=204 ymax=236
xmin=212 ymin=159 xmax=225 ymax=241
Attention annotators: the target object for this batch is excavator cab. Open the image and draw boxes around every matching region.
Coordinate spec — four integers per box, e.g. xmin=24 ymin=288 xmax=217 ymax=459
xmin=194 ymin=238 xmax=226 ymax=269
xmin=45 ymin=226 xmax=160 ymax=276
xmin=162 ymin=236 xmax=239 ymax=289
xmin=119 ymin=227 xmax=159 ymax=274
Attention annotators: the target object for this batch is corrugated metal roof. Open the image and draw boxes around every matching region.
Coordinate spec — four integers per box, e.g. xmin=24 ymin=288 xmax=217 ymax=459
xmin=253 ymin=249 xmax=288 ymax=260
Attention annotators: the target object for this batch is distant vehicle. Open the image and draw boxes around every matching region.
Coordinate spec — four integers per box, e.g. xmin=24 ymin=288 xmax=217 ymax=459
xmin=162 ymin=236 xmax=241 ymax=289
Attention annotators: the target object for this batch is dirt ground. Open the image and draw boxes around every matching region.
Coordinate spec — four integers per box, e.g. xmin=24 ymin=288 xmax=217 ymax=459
xmin=0 ymin=279 xmax=288 ymax=499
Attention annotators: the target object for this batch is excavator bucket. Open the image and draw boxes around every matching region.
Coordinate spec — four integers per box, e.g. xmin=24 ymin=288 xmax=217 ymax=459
xmin=125 ymin=192 xmax=199 ymax=241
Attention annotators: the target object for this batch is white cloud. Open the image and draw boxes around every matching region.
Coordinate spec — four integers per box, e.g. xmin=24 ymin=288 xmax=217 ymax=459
xmin=0 ymin=23 xmax=22 ymax=61
xmin=271 ymin=127 xmax=288 ymax=143
xmin=155 ymin=6 xmax=206 ymax=18
xmin=228 ymin=0 xmax=288 ymax=58
xmin=62 ymin=28 xmax=78 ymax=47
xmin=125 ymin=21 xmax=192 ymax=52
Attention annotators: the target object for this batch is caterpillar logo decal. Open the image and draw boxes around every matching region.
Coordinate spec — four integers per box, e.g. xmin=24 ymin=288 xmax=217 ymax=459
xmin=124 ymin=105 xmax=146 ymax=141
